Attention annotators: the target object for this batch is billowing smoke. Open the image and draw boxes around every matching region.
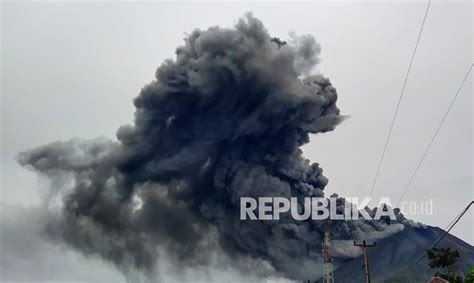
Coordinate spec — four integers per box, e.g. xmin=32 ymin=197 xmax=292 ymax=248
xmin=18 ymin=14 xmax=406 ymax=281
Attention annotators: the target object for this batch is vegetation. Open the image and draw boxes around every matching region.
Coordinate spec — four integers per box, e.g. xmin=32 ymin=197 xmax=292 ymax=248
xmin=464 ymin=266 xmax=474 ymax=283
xmin=427 ymin=247 xmax=462 ymax=282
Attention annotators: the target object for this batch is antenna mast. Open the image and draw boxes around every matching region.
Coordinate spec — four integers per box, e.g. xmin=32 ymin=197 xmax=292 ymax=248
xmin=322 ymin=218 xmax=334 ymax=283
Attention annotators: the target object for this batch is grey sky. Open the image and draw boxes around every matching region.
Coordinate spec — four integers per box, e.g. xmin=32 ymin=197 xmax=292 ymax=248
xmin=1 ymin=1 xmax=472 ymax=282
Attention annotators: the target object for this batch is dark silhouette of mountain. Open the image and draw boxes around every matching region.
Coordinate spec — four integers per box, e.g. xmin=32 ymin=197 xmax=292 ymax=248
xmin=327 ymin=224 xmax=474 ymax=283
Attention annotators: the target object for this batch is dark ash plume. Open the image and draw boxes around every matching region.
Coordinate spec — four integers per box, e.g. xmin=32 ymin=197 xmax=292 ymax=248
xmin=18 ymin=13 xmax=405 ymax=280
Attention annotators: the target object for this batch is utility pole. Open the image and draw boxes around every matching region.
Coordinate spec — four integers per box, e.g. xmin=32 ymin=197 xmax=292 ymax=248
xmin=353 ymin=240 xmax=376 ymax=283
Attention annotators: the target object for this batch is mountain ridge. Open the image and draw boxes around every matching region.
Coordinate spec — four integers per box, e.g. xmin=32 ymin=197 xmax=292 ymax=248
xmin=322 ymin=224 xmax=474 ymax=283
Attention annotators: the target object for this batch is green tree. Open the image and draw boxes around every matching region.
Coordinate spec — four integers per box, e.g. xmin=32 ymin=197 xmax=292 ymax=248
xmin=426 ymin=247 xmax=462 ymax=283
xmin=465 ymin=265 xmax=474 ymax=283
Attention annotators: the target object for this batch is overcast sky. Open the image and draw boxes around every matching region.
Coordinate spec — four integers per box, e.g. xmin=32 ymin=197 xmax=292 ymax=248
xmin=1 ymin=1 xmax=472 ymax=282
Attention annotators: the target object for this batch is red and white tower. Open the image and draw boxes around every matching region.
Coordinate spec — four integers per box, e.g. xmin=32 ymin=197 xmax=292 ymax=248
xmin=322 ymin=218 xmax=334 ymax=283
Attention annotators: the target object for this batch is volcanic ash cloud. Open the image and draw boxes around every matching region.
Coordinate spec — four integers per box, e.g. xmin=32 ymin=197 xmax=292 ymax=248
xmin=18 ymin=13 xmax=404 ymax=280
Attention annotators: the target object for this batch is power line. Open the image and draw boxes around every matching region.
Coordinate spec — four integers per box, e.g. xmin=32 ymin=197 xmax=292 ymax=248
xmin=337 ymin=201 xmax=472 ymax=280
xmin=431 ymin=201 xmax=473 ymax=247
xmin=405 ymin=201 xmax=473 ymax=271
xmin=395 ymin=63 xmax=473 ymax=205
xmin=369 ymin=0 xmax=432 ymax=197
xmin=396 ymin=63 xmax=473 ymax=266
xmin=407 ymin=207 xmax=465 ymax=269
